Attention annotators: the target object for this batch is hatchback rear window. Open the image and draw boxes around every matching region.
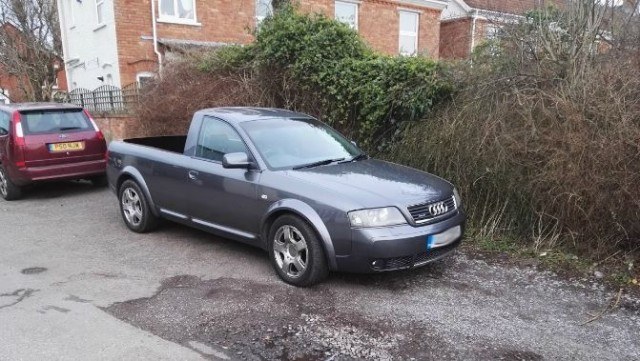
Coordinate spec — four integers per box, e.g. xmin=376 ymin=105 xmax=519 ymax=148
xmin=20 ymin=110 xmax=91 ymax=135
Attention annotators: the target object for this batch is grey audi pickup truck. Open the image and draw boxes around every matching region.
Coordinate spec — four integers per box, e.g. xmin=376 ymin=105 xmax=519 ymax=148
xmin=107 ymin=107 xmax=465 ymax=286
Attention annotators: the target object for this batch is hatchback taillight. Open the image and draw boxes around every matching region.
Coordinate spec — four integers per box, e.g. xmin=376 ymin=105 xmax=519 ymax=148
xmin=12 ymin=111 xmax=26 ymax=168
xmin=83 ymin=109 xmax=105 ymax=141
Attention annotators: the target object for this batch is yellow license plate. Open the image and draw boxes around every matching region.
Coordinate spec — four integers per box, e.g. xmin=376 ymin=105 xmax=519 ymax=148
xmin=49 ymin=142 xmax=85 ymax=152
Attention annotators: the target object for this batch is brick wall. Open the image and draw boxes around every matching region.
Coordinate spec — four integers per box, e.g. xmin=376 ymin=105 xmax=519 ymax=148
xmin=440 ymin=18 xmax=472 ymax=59
xmin=114 ymin=0 xmax=256 ymax=86
xmin=113 ymin=0 xmax=444 ymax=86
xmin=94 ymin=115 xmax=142 ymax=141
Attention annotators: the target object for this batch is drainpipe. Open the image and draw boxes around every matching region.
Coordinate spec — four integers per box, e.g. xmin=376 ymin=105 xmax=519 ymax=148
xmin=469 ymin=9 xmax=478 ymax=57
xmin=150 ymin=0 xmax=163 ymax=74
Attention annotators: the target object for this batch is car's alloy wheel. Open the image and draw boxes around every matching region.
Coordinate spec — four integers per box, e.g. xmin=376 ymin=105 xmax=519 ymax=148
xmin=0 ymin=166 xmax=22 ymax=201
xmin=268 ymin=215 xmax=328 ymax=287
xmin=118 ymin=180 xmax=159 ymax=233
xmin=122 ymin=187 xmax=143 ymax=227
xmin=273 ymin=225 xmax=308 ymax=278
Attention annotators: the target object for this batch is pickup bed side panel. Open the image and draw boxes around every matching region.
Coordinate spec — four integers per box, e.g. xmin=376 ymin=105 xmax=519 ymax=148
xmin=108 ymin=141 xmax=192 ymax=217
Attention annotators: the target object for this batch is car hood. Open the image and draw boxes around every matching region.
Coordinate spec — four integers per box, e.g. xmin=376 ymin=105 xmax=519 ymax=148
xmin=283 ymin=159 xmax=453 ymax=208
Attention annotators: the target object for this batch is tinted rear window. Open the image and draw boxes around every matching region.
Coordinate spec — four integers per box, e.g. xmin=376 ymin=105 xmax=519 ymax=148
xmin=21 ymin=110 xmax=91 ymax=135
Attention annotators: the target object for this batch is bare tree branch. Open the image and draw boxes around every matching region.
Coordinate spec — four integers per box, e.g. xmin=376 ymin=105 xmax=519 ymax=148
xmin=0 ymin=0 xmax=61 ymax=101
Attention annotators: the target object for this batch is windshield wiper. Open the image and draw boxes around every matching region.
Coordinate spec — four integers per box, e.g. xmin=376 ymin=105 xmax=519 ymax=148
xmin=59 ymin=127 xmax=82 ymax=132
xmin=293 ymin=158 xmax=345 ymax=170
xmin=339 ymin=153 xmax=368 ymax=163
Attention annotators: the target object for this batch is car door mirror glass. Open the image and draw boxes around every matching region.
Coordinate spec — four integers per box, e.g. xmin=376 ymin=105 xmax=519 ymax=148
xmin=223 ymin=152 xmax=251 ymax=169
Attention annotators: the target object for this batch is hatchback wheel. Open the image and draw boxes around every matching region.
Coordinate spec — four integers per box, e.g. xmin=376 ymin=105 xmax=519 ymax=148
xmin=0 ymin=165 xmax=22 ymax=201
xmin=118 ymin=180 xmax=159 ymax=233
xmin=269 ymin=215 xmax=328 ymax=287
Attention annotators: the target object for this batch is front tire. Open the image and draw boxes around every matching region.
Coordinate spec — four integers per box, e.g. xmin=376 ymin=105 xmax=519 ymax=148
xmin=0 ymin=165 xmax=22 ymax=201
xmin=268 ymin=215 xmax=329 ymax=287
xmin=118 ymin=180 xmax=159 ymax=233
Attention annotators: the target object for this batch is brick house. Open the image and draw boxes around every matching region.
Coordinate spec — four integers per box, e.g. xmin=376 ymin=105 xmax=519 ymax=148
xmin=0 ymin=23 xmax=68 ymax=103
xmin=439 ymin=0 xmax=553 ymax=59
xmin=56 ymin=0 xmax=448 ymax=91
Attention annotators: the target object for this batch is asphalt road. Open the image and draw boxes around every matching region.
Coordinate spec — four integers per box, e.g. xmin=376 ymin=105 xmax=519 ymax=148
xmin=0 ymin=181 xmax=639 ymax=361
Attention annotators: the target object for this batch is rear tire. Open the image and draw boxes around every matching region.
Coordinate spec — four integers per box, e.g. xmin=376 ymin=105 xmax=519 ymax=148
xmin=0 ymin=165 xmax=22 ymax=201
xmin=118 ymin=180 xmax=159 ymax=233
xmin=89 ymin=175 xmax=108 ymax=187
xmin=268 ymin=215 xmax=329 ymax=287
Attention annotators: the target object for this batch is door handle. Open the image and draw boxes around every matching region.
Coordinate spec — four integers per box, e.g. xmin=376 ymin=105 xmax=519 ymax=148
xmin=188 ymin=170 xmax=199 ymax=181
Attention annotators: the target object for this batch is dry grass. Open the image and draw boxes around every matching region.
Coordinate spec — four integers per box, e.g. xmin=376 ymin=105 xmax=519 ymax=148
xmin=387 ymin=4 xmax=640 ymax=259
xmin=135 ymin=54 xmax=275 ymax=136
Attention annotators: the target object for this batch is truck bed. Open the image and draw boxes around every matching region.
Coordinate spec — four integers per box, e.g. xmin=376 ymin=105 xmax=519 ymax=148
xmin=123 ymin=136 xmax=187 ymax=154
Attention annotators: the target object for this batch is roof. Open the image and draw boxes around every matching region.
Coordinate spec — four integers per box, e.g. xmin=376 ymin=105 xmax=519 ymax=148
xmin=196 ymin=107 xmax=314 ymax=124
xmin=0 ymin=102 xmax=83 ymax=112
xmin=158 ymin=38 xmax=229 ymax=49
xmin=462 ymin=0 xmax=556 ymax=14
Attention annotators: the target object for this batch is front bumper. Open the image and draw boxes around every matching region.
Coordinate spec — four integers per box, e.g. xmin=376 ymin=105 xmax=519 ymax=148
xmin=334 ymin=210 xmax=465 ymax=273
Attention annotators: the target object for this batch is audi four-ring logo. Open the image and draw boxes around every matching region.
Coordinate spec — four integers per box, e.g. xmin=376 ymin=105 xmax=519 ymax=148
xmin=428 ymin=202 xmax=448 ymax=216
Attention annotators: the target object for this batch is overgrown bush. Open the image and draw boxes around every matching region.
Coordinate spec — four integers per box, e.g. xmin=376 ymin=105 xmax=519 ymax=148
xmin=138 ymin=6 xmax=451 ymax=148
xmin=387 ymin=1 xmax=640 ymax=258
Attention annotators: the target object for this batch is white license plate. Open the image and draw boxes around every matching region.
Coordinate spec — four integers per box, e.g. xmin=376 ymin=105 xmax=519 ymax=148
xmin=427 ymin=226 xmax=462 ymax=249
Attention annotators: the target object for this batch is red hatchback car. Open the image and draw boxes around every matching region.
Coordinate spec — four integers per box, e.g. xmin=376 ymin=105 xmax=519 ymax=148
xmin=0 ymin=103 xmax=107 ymax=200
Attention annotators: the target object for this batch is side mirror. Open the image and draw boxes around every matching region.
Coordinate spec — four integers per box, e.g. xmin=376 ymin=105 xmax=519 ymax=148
xmin=223 ymin=152 xmax=252 ymax=169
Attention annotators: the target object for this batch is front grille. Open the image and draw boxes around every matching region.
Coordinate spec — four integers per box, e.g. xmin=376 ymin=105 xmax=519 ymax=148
xmin=371 ymin=239 xmax=461 ymax=271
xmin=414 ymin=238 xmax=462 ymax=265
xmin=407 ymin=196 xmax=457 ymax=224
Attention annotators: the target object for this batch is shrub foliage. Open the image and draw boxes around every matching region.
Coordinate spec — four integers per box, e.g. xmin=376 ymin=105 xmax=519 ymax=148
xmin=139 ymin=6 xmax=451 ymax=148
xmin=387 ymin=2 xmax=640 ymax=257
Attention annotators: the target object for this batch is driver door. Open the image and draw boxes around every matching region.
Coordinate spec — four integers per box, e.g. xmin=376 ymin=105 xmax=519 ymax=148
xmin=185 ymin=116 xmax=264 ymax=242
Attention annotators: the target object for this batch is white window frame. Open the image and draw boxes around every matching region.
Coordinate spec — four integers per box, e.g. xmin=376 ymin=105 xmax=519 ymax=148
xmin=158 ymin=0 xmax=200 ymax=26
xmin=335 ymin=1 xmax=359 ymax=30
xmin=255 ymin=0 xmax=273 ymax=26
xmin=68 ymin=0 xmax=76 ymax=29
xmin=398 ymin=10 xmax=419 ymax=56
xmin=137 ymin=72 xmax=156 ymax=87
xmin=95 ymin=0 xmax=105 ymax=26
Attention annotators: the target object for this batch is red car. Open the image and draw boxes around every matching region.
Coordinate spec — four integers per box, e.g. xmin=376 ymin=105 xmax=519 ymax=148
xmin=0 ymin=103 xmax=107 ymax=200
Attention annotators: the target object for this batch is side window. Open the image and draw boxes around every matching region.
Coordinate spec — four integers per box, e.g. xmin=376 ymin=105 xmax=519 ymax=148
xmin=196 ymin=117 xmax=249 ymax=162
xmin=0 ymin=112 xmax=9 ymax=135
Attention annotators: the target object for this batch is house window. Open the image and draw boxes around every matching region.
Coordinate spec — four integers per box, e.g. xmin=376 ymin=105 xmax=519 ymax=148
xmin=256 ymin=0 xmax=273 ymax=25
xmin=137 ymin=72 xmax=155 ymax=88
xmin=159 ymin=0 xmax=196 ymax=23
xmin=96 ymin=0 xmax=105 ymax=25
xmin=335 ymin=1 xmax=358 ymax=30
xmin=399 ymin=10 xmax=419 ymax=56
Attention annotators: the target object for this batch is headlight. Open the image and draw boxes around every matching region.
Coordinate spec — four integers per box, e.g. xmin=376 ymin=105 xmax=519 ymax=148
xmin=453 ymin=188 xmax=462 ymax=208
xmin=348 ymin=207 xmax=407 ymax=228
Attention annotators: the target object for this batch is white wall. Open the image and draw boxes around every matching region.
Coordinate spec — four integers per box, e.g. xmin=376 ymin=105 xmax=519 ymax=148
xmin=442 ymin=0 xmax=470 ymax=20
xmin=57 ymin=0 xmax=121 ymax=91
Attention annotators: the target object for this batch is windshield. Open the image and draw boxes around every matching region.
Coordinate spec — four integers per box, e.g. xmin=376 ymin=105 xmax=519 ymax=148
xmin=240 ymin=118 xmax=362 ymax=170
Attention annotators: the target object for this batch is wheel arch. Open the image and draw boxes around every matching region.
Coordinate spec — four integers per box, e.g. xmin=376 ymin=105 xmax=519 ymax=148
xmin=261 ymin=199 xmax=338 ymax=271
xmin=116 ymin=166 xmax=160 ymax=217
